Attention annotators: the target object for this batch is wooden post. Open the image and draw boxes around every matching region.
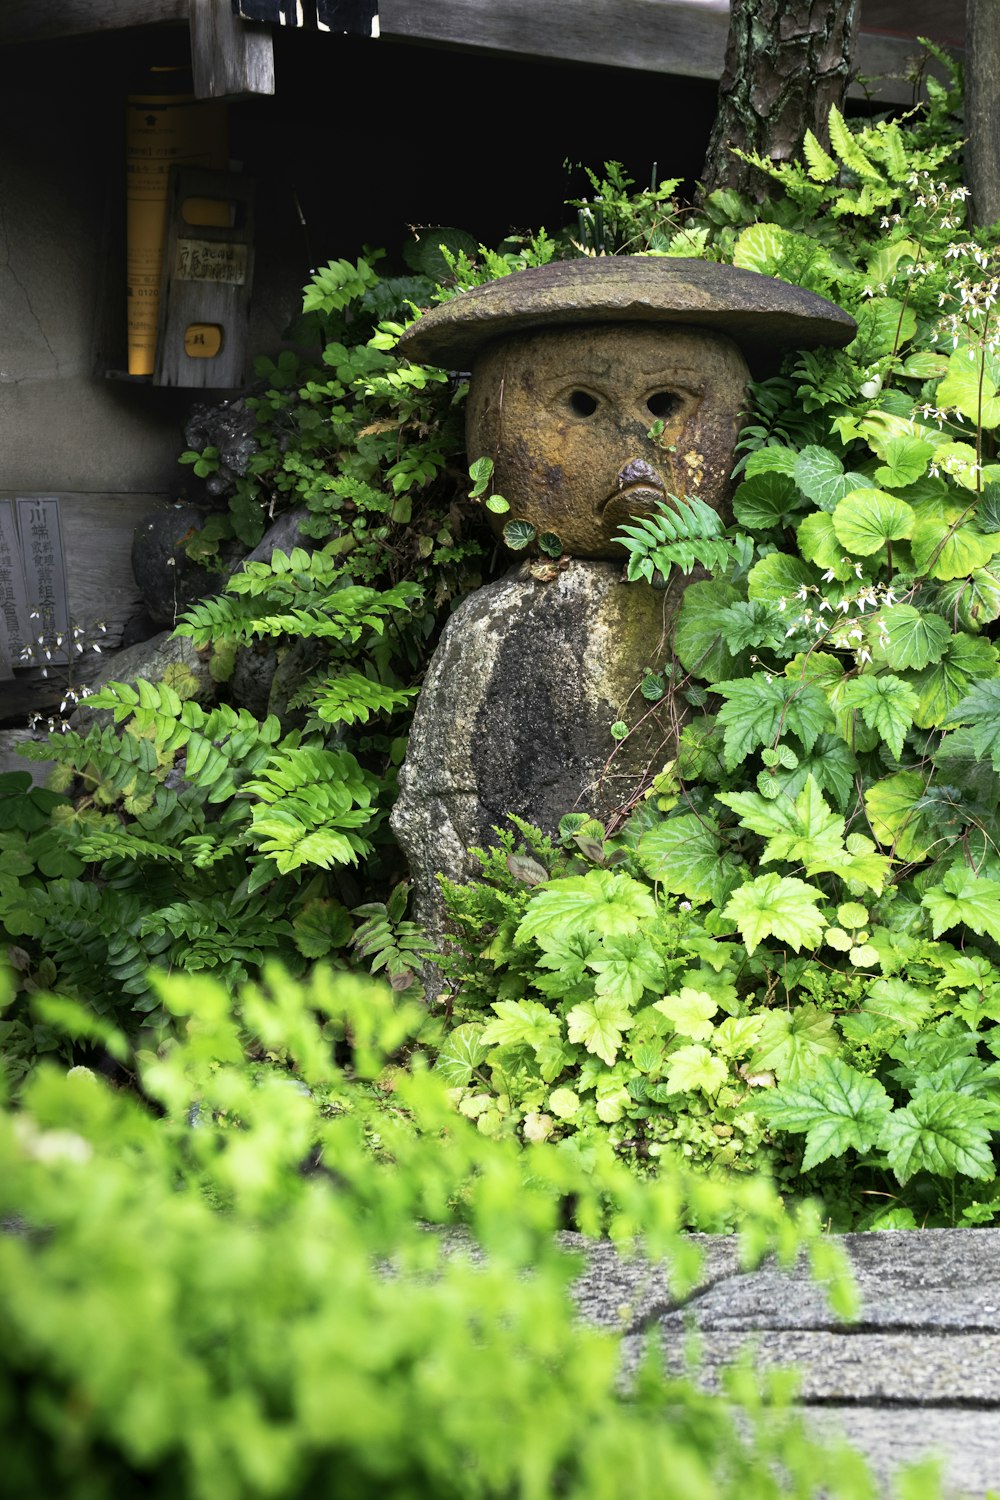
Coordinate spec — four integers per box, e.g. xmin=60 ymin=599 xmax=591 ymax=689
xmin=190 ymin=0 xmax=275 ymax=100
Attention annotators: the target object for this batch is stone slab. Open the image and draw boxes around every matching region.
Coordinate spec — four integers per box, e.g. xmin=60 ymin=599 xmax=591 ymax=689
xmin=569 ymin=1229 xmax=1000 ymax=1497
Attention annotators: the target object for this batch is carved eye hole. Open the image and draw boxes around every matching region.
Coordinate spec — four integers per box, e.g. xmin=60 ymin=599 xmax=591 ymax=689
xmin=569 ymin=390 xmax=599 ymax=417
xmin=647 ymin=391 xmax=681 ymax=420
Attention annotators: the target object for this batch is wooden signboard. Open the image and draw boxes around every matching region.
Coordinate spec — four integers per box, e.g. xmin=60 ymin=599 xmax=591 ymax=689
xmin=154 ymin=166 xmax=255 ymax=389
xmin=234 ymin=1 xmax=379 ymax=35
xmin=0 ymin=501 xmax=30 ymax=680
xmin=16 ymin=497 xmax=71 ymax=667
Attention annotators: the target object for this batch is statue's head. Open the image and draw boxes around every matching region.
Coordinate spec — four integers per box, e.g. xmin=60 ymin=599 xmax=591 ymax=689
xmin=398 ymin=258 xmax=855 ymax=560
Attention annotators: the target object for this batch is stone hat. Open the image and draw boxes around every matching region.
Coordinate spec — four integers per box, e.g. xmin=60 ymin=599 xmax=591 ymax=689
xmin=396 ymin=255 xmax=856 ymax=367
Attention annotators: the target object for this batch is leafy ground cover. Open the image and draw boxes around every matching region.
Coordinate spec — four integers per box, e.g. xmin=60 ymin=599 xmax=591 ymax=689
xmin=4 ymin=51 xmax=1000 ymax=1235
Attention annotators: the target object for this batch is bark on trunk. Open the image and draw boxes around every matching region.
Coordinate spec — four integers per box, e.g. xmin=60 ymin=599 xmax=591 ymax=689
xmin=701 ymin=0 xmax=860 ymax=200
xmin=966 ymin=0 xmax=1000 ymax=227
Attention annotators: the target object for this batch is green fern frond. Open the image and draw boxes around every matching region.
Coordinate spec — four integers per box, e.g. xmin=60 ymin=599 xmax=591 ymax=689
xmin=828 ymin=106 xmax=883 ymax=182
xmin=803 ymin=130 xmax=838 ymax=183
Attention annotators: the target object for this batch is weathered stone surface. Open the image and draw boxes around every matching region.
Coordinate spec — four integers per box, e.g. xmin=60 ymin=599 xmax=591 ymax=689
xmin=131 ymin=504 xmax=233 ymax=629
xmin=71 ymin=631 xmax=215 ymax=729
xmin=183 ymin=397 xmax=258 ymax=500
xmin=566 ymin=1228 xmax=1000 ymax=1498
xmin=0 ymin=729 xmax=56 ymax=786
xmin=467 ymin=324 xmax=748 ymax=557
xmin=390 ymin=558 xmax=686 ymax=935
xmin=397 ymin=256 xmax=857 ymax=370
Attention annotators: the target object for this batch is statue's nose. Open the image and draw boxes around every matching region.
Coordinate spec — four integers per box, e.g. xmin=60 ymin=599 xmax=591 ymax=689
xmin=616 ymin=458 xmax=663 ymax=491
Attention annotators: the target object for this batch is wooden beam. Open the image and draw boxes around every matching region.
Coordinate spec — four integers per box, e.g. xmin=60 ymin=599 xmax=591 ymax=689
xmin=190 ymin=0 xmax=275 ymax=96
xmin=0 ymin=1 xmax=186 ymax=46
xmin=376 ymin=0 xmax=956 ymax=104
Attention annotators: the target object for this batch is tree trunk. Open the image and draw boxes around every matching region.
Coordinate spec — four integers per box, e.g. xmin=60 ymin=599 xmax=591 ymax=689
xmin=966 ymin=0 xmax=1000 ymax=227
xmin=701 ymin=0 xmax=860 ymax=199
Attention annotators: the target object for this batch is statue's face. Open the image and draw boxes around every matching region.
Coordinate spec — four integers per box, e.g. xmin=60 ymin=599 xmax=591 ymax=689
xmin=466 ymin=324 xmax=750 ymax=558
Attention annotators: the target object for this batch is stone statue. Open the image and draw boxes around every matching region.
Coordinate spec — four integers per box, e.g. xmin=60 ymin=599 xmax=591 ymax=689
xmin=390 ymin=257 xmax=854 ymax=945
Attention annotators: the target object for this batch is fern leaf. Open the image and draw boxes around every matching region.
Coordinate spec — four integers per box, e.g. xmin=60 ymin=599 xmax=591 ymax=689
xmin=803 ymin=129 xmax=838 ymax=183
xmin=828 ymin=106 xmax=883 ymax=182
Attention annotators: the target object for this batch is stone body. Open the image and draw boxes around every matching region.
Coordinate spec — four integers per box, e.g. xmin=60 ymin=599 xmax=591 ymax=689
xmin=393 ymin=258 xmax=856 ymax=943
xmin=467 ymin=324 xmax=749 ymax=557
xmin=391 ymin=559 xmax=687 ymax=936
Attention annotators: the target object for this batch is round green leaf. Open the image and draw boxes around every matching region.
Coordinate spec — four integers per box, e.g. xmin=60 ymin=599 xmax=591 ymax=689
xmin=831 ymin=489 xmax=915 ymax=556
xmin=877 ymin=604 xmax=951 ymax=671
xmin=503 ymin=519 xmax=536 ymax=551
xmin=746 ymin=552 xmax=817 ymax=602
xmin=731 ymin=472 xmax=804 ymax=530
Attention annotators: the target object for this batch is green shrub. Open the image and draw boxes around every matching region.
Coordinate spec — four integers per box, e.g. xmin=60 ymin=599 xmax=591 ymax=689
xmin=0 ymin=965 xmax=887 ymax=1500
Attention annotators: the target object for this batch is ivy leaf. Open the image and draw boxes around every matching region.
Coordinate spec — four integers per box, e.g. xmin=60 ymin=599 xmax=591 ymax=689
xmin=515 ymin=869 xmax=657 ymax=947
xmin=723 ymin=873 xmax=826 ymax=956
xmin=909 ymin=634 xmax=1000 ymax=729
xmin=435 ymin=1023 xmax=491 ymax=1086
xmin=876 ymin=604 xmax=951 ymax=671
xmin=831 ymin=489 xmax=915 ymax=556
xmin=714 ymin=676 xmax=834 ymax=768
xmin=636 ymin=814 xmax=743 ymax=907
xmin=482 ymin=999 xmax=563 ymax=1053
xmin=662 ymin=1044 xmax=728 ymax=1096
xmin=653 ymin=987 xmax=718 ymax=1041
xmin=586 ymin=933 xmax=666 ymax=1005
xmin=878 ymin=1092 xmax=996 ymax=1183
xmin=922 ymin=864 xmax=1000 ymax=945
xmin=566 ymin=995 xmax=634 ymax=1067
xmin=731 ymin=472 xmax=805 ymax=529
xmin=839 ymin=674 xmax=919 ymax=760
xmin=749 ymin=1002 xmax=840 ymax=1081
xmin=756 ymin=1058 xmax=893 ymax=1172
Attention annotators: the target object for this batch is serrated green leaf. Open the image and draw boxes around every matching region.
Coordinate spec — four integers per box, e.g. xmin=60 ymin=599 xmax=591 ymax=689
xmin=515 ymin=869 xmax=657 ymax=947
xmin=718 ymin=774 xmax=844 ymax=870
xmin=923 ymin=864 xmax=1000 ymax=945
xmin=746 ymin=551 xmax=818 ymax=603
xmin=749 ymin=1002 xmax=840 ymax=1081
xmin=723 ymin=873 xmax=826 ymax=956
xmin=662 ymin=1044 xmax=728 ymax=1096
xmin=731 ymin=472 xmax=805 ymax=529
xmin=482 ymin=998 xmax=563 ymax=1052
xmin=941 ymin=678 xmax=1000 ymax=769
xmin=653 ymin=987 xmax=718 ymax=1041
xmin=797 ymin=511 xmax=854 ymax=579
xmin=672 ymin=579 xmax=753 ymax=683
xmin=908 ymin=634 xmax=1000 ymax=728
xmin=863 ymin=770 xmax=935 ymax=862
xmin=435 ymin=1023 xmax=491 ymax=1086
xmin=802 ymin=128 xmax=838 ymax=182
xmin=757 ymin=1058 xmax=892 ymax=1171
xmin=503 ymin=519 xmax=536 ymax=551
xmin=876 ymin=605 xmax=951 ymax=671
xmin=937 ymin=346 xmax=1000 ymax=429
xmin=714 ymin=676 xmax=834 ymax=769
xmin=636 ymin=814 xmax=744 ymax=907
xmin=873 ymin=435 xmax=936 ymax=489
xmin=793 ymin=447 xmax=869 ymax=513
xmin=878 ymin=1092 xmax=996 ymax=1183
xmin=566 ymin=995 xmax=633 ymax=1067
xmin=839 ymin=674 xmax=918 ymax=760
xmin=586 ymin=933 xmax=666 ymax=1004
